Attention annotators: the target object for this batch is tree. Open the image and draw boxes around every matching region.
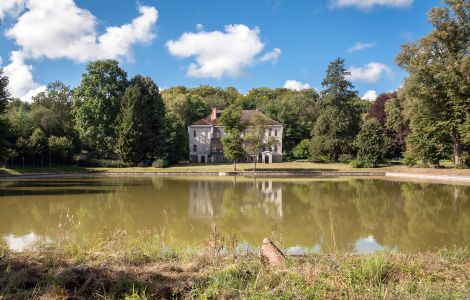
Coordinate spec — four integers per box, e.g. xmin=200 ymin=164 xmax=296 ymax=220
xmin=396 ymin=0 xmax=470 ymax=166
xmin=116 ymin=76 xmax=167 ymax=165
xmin=48 ymin=136 xmax=73 ymax=165
xmin=243 ymin=116 xmax=278 ymax=171
xmin=31 ymin=82 xmax=75 ymax=138
xmin=73 ymin=60 xmax=128 ymax=154
xmin=219 ymin=105 xmax=246 ymax=170
xmin=354 ymin=119 xmax=391 ymax=168
xmin=29 ymin=128 xmax=47 ymax=167
xmin=293 ymin=139 xmax=310 ymax=159
xmin=0 ymin=68 xmax=11 ymax=162
xmin=310 ymin=58 xmax=361 ymax=162
xmin=384 ymin=96 xmax=409 ymax=157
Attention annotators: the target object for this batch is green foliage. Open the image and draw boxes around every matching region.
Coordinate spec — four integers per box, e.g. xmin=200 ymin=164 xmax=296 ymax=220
xmin=0 ymin=68 xmax=11 ymax=161
xmin=73 ymin=59 xmax=128 ymax=154
xmin=219 ymin=106 xmax=246 ymax=170
xmin=402 ymin=151 xmax=418 ymax=167
xmin=243 ymin=116 xmax=279 ymax=170
xmin=354 ymin=119 xmax=391 ymax=168
xmin=116 ymin=76 xmax=166 ymax=165
xmin=310 ymin=58 xmax=361 ymax=162
xmin=79 ymin=158 xmax=130 ymax=168
xmin=396 ymin=0 xmax=470 ymax=166
xmin=293 ymin=139 xmax=310 ymax=159
xmin=29 ymin=128 xmax=47 ymax=159
xmin=152 ymin=158 xmax=169 ymax=168
xmin=48 ymin=136 xmax=73 ymax=160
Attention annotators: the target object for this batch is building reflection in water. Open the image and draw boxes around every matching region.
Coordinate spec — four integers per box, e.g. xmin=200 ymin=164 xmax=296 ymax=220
xmin=188 ymin=179 xmax=283 ymax=219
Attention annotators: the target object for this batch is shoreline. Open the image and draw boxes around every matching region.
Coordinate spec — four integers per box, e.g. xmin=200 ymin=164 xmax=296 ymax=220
xmin=2 ymin=169 xmax=470 ymax=184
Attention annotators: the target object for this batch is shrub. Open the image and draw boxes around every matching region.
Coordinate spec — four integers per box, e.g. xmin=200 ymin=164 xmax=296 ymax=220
xmin=293 ymin=139 xmax=310 ymax=159
xmin=402 ymin=151 xmax=417 ymax=167
xmin=152 ymin=158 xmax=169 ymax=168
xmin=79 ymin=158 xmax=130 ymax=168
xmin=354 ymin=119 xmax=391 ymax=168
xmin=339 ymin=154 xmax=354 ymax=163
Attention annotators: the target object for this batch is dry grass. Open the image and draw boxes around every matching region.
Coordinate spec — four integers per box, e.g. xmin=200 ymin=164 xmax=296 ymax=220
xmin=1 ymin=230 xmax=470 ymax=299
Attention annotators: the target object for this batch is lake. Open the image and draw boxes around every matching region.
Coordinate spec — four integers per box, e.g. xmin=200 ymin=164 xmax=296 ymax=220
xmin=1 ymin=176 xmax=469 ymax=253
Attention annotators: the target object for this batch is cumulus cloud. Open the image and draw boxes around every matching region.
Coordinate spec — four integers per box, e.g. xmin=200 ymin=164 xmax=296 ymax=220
xmin=3 ymin=51 xmax=46 ymax=102
xmin=348 ymin=62 xmax=392 ymax=83
xmin=166 ymin=24 xmax=279 ymax=78
xmin=260 ymin=48 xmax=281 ymax=63
xmin=283 ymin=80 xmax=310 ymax=91
xmin=361 ymin=90 xmax=378 ymax=101
xmin=3 ymin=0 xmax=158 ymax=101
xmin=348 ymin=42 xmax=376 ymax=52
xmin=196 ymin=23 xmax=204 ymax=31
xmin=5 ymin=0 xmax=158 ymax=62
xmin=0 ymin=0 xmax=26 ymax=19
xmin=330 ymin=0 xmax=413 ymax=9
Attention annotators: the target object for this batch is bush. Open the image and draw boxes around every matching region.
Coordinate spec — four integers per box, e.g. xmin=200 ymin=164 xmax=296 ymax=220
xmin=339 ymin=154 xmax=354 ymax=164
xmin=402 ymin=151 xmax=417 ymax=167
xmin=79 ymin=158 xmax=130 ymax=168
xmin=354 ymin=119 xmax=391 ymax=168
xmin=152 ymin=158 xmax=169 ymax=168
xmin=293 ymin=139 xmax=310 ymax=159
xmin=349 ymin=159 xmax=363 ymax=168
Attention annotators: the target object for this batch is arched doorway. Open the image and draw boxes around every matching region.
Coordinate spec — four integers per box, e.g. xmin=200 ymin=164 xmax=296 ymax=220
xmin=200 ymin=155 xmax=205 ymax=163
xmin=264 ymin=155 xmax=269 ymax=164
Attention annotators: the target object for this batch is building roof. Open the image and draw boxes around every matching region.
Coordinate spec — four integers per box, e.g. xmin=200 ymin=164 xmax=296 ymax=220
xmin=191 ymin=109 xmax=282 ymax=126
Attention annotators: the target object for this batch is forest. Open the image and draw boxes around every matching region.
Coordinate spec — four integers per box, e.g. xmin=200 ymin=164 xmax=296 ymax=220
xmin=0 ymin=0 xmax=468 ymax=169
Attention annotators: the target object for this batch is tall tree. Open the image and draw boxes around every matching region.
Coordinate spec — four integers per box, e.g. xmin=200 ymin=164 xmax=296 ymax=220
xmin=219 ymin=105 xmax=246 ymax=170
xmin=396 ymin=0 xmax=470 ymax=165
xmin=73 ymin=60 xmax=128 ymax=154
xmin=30 ymin=82 xmax=75 ymax=138
xmin=243 ymin=116 xmax=278 ymax=171
xmin=116 ymin=76 xmax=166 ymax=165
xmin=0 ymin=68 xmax=11 ymax=162
xmin=354 ymin=119 xmax=391 ymax=168
xmin=310 ymin=58 xmax=361 ymax=162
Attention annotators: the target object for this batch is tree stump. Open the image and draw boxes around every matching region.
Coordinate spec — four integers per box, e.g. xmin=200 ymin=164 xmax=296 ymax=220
xmin=260 ymin=238 xmax=286 ymax=266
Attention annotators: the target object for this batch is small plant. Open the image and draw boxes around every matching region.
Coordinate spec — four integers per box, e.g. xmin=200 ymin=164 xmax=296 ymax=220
xmin=402 ymin=151 xmax=417 ymax=167
xmin=152 ymin=158 xmax=169 ymax=168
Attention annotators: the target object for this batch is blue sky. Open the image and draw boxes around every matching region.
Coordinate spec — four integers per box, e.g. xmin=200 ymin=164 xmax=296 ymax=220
xmin=0 ymin=0 xmax=441 ymax=101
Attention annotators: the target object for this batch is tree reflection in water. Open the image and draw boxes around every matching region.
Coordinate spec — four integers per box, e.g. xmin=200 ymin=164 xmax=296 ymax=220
xmin=1 ymin=176 xmax=469 ymax=253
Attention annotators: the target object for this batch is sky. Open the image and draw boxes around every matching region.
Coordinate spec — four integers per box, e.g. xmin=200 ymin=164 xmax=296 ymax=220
xmin=0 ymin=0 xmax=442 ymax=102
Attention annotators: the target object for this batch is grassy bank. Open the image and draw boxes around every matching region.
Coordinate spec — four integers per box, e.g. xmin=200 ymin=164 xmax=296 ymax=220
xmin=2 ymin=161 xmax=470 ymax=177
xmin=1 ymin=231 xmax=469 ymax=299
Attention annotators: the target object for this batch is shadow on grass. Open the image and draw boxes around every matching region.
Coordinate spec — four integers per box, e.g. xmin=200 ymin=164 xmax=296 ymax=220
xmin=0 ymin=254 xmax=199 ymax=299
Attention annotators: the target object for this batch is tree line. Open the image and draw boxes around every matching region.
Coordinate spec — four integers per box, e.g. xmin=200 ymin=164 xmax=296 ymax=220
xmin=0 ymin=0 xmax=468 ymax=168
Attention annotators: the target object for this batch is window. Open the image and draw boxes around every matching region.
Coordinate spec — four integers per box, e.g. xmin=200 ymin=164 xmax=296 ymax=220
xmin=274 ymin=145 xmax=278 ymax=152
xmin=193 ymin=130 xmax=196 ymax=137
xmin=275 ymin=129 xmax=278 ymax=136
xmin=269 ymin=129 xmax=272 ymax=136
xmin=193 ymin=144 xmax=197 ymax=153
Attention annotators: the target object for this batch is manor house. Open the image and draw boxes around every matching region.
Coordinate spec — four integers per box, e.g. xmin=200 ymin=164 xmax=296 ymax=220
xmin=188 ymin=108 xmax=283 ymax=163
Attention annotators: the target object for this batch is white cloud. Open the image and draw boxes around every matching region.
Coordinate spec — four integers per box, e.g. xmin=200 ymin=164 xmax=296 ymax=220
xmin=5 ymin=0 xmax=158 ymax=62
xmin=0 ymin=0 xmax=26 ymax=19
xmin=166 ymin=24 xmax=278 ymax=78
xmin=260 ymin=48 xmax=281 ymax=63
xmin=348 ymin=42 xmax=376 ymax=52
xmin=361 ymin=90 xmax=378 ymax=101
xmin=2 ymin=0 xmax=158 ymax=101
xmin=348 ymin=62 xmax=392 ymax=83
xmin=330 ymin=0 xmax=413 ymax=9
xmin=196 ymin=23 xmax=204 ymax=31
xmin=3 ymin=51 xmax=46 ymax=101
xmin=283 ymin=80 xmax=310 ymax=91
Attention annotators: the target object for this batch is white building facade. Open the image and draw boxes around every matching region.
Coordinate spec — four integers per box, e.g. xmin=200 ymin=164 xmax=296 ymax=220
xmin=188 ymin=108 xmax=283 ymax=163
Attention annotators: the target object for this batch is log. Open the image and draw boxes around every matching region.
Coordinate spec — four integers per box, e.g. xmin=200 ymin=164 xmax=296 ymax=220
xmin=260 ymin=238 xmax=286 ymax=266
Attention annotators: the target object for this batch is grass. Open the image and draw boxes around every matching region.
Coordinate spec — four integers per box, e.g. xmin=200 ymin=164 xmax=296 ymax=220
xmin=2 ymin=161 xmax=470 ymax=177
xmin=1 ymin=230 xmax=469 ymax=299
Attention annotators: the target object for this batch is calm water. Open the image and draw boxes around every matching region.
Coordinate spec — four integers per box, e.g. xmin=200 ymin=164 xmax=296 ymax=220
xmin=1 ymin=176 xmax=470 ymax=253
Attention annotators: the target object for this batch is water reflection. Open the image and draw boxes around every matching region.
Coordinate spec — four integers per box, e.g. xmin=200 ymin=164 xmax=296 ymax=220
xmin=0 ymin=176 xmax=469 ymax=253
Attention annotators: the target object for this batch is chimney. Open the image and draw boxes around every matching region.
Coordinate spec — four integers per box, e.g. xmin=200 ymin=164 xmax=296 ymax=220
xmin=210 ymin=107 xmax=218 ymax=122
